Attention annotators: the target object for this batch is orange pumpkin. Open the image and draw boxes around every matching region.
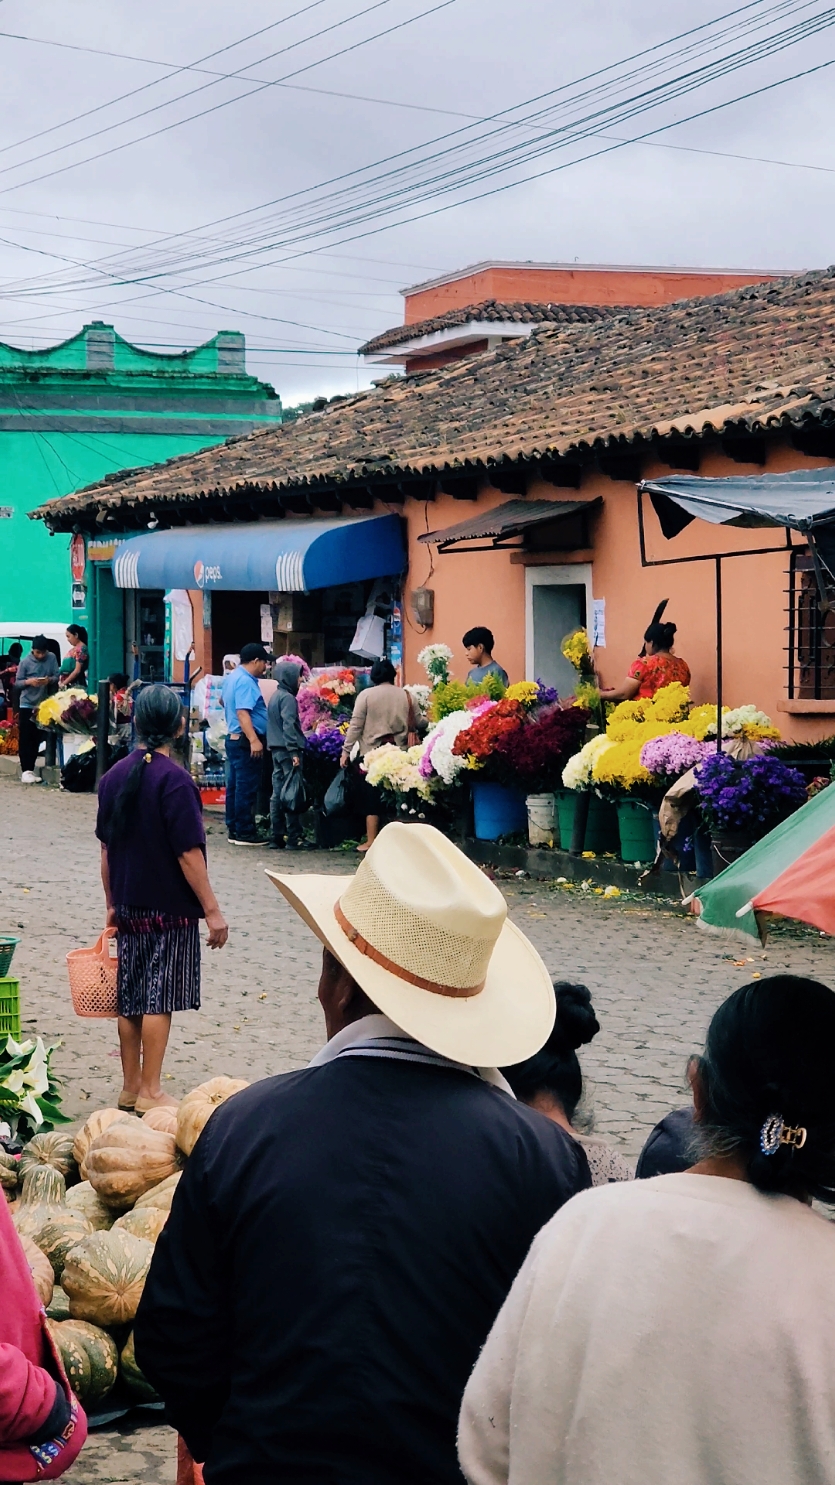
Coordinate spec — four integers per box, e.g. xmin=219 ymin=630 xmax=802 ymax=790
xmin=86 ymin=1123 xmax=180 ymax=1210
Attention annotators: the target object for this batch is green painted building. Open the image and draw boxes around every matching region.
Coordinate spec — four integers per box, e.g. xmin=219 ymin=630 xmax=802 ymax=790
xmin=0 ymin=322 xmax=281 ymax=661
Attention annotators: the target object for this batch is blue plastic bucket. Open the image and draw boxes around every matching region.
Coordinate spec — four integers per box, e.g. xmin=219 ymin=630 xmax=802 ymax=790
xmin=472 ymin=782 xmax=528 ymax=841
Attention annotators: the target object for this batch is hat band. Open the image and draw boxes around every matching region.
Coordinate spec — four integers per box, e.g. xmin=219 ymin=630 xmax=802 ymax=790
xmin=333 ymin=902 xmax=485 ymax=999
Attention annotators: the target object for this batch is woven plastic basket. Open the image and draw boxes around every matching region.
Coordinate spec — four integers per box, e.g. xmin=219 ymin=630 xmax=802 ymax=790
xmin=67 ymin=929 xmax=118 ymax=1019
xmin=0 ymin=937 xmax=19 ymax=977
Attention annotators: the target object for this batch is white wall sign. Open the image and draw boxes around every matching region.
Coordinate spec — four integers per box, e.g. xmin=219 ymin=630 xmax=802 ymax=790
xmin=593 ymin=598 xmax=606 ymax=648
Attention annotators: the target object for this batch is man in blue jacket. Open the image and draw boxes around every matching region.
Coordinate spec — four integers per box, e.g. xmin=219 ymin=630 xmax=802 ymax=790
xmin=136 ymin=822 xmax=590 ymax=1485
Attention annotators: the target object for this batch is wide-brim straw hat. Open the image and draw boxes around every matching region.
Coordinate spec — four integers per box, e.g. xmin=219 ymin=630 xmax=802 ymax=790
xmin=266 ymin=821 xmax=555 ymax=1066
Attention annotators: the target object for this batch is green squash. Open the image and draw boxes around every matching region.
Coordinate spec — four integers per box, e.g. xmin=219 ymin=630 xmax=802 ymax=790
xmin=66 ymin=1181 xmax=114 ymax=1232
xmin=0 ymin=1149 xmax=18 ymax=1195
xmin=47 ymin=1320 xmax=91 ymax=1401
xmin=46 ymin=1285 xmax=72 ymax=1321
xmin=62 ymin=1320 xmax=119 ymax=1406
xmin=13 ymin=1167 xmax=66 ymax=1242
xmin=120 ymin=1330 xmax=159 ymax=1402
xmin=18 ymin=1133 xmax=78 ymax=1186
xmin=37 ymin=1212 xmax=95 ymax=1282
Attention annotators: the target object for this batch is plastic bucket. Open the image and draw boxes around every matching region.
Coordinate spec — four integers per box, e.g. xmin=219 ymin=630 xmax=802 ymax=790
xmin=710 ymin=831 xmax=753 ymax=877
xmin=616 ymin=799 xmax=657 ymax=863
xmin=526 ymin=793 xmax=555 ymax=847
xmin=555 ymin=791 xmax=619 ymax=853
xmin=472 ymin=782 xmax=528 ymax=841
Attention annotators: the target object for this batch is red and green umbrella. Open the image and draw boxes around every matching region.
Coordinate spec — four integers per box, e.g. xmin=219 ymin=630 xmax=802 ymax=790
xmin=694 ymin=782 xmax=835 ymax=940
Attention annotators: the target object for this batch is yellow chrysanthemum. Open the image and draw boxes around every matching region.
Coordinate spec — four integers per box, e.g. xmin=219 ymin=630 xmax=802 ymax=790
xmin=505 ymin=681 xmax=539 ymax=707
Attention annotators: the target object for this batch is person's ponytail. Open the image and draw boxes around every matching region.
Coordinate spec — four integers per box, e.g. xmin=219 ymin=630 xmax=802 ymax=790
xmin=103 ymin=685 xmax=183 ymax=845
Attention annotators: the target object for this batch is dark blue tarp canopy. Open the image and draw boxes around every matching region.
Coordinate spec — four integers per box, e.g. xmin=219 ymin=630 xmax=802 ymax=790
xmin=639 ymin=468 xmax=835 ymax=537
xmin=112 ymin=514 xmax=405 ymax=592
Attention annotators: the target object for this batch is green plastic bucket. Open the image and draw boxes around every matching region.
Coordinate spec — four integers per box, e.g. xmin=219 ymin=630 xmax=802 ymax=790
xmin=616 ymin=799 xmax=657 ymax=863
xmin=0 ymin=937 xmax=19 ymax=977
xmin=555 ymin=791 xmax=620 ymax=853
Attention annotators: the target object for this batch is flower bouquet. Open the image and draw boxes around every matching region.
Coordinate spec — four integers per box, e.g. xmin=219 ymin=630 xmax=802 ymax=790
xmin=35 ymin=688 xmax=89 ymax=732
xmin=298 ymin=668 xmax=361 ymax=732
xmin=0 ymin=1035 xmax=71 ymax=1139
xmin=59 ymin=694 xmax=98 ymax=736
xmin=0 ymin=717 xmax=17 ymax=757
xmin=428 ymin=673 xmax=505 ymax=722
xmin=417 ymin=643 xmax=454 ymax=689
xmin=695 ymin=753 xmax=806 ymax=840
xmin=639 ymin=732 xmax=713 ymax=794
xmin=490 ymin=705 xmax=589 ymax=793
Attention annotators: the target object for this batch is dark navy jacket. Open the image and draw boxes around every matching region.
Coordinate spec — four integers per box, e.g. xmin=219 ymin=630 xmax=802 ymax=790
xmin=135 ymin=1056 xmax=590 ymax=1485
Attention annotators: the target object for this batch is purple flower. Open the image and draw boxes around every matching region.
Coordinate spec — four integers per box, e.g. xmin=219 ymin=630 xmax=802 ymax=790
xmin=640 ymin=732 xmax=711 ymax=778
xmin=695 ymin=752 xmax=806 ymax=836
xmin=534 ymin=679 xmax=560 ymax=706
xmin=305 ymin=728 xmax=344 ymax=761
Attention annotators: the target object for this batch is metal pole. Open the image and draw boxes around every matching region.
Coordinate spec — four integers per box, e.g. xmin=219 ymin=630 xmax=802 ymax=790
xmin=715 ymin=556 xmax=723 ymax=753
xmin=95 ymin=680 xmax=110 ymax=789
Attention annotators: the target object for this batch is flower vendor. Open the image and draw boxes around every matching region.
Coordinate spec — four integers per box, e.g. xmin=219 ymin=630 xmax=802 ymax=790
xmin=599 ymin=602 xmax=691 ymax=702
xmin=462 ymin=626 xmax=509 ymax=688
xmin=340 ymin=658 xmax=411 ymax=852
xmin=16 ymin=636 xmax=59 ymax=785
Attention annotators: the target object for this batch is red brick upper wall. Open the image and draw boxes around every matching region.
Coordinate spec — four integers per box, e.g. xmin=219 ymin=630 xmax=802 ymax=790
xmin=403 ymin=263 xmax=789 ymax=322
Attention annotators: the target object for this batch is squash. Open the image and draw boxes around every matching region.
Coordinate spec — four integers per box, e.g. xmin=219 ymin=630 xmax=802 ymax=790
xmin=114 ymin=1206 xmax=167 ymax=1244
xmin=177 ymin=1077 xmax=249 ymax=1156
xmin=133 ymin=1171 xmax=181 ymax=1213
xmin=120 ymin=1330 xmax=159 ymax=1402
xmin=13 ymin=1167 xmax=66 ymax=1242
xmin=72 ymin=1110 xmax=134 ymax=1181
xmin=46 ymin=1285 xmax=71 ymax=1321
xmin=66 ymin=1181 xmax=114 ymax=1232
xmin=0 ymin=1149 xmax=19 ymax=1194
xmin=37 ymin=1212 xmax=95 ymax=1282
xmin=62 ymin=1229 xmax=153 ymax=1326
xmin=86 ymin=1123 xmax=180 ymax=1210
xmin=47 ymin=1320 xmax=91 ymax=1401
xmin=20 ymin=1235 xmax=54 ymax=1308
xmin=18 ymin=1132 xmax=78 ymax=1186
xmin=142 ymin=1106 xmax=178 ymax=1137
xmin=61 ymin=1320 xmax=119 ymax=1406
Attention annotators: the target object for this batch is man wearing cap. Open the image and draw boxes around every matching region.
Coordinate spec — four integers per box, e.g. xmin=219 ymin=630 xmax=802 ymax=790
xmin=221 ymin=643 xmax=270 ymax=845
xmin=16 ymin=636 xmax=59 ymax=784
xmin=135 ymin=823 xmax=590 ymax=1485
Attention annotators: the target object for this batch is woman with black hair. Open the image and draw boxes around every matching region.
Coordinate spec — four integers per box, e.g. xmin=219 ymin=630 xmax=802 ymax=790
xmin=96 ymin=685 xmax=228 ymax=1112
xmin=460 ymin=973 xmax=835 ymax=1485
xmin=599 ymin=600 xmax=690 ymax=703
xmin=502 ymin=983 xmax=631 ymax=1186
xmin=340 ymin=657 xmax=411 ymax=852
xmin=59 ymin=624 xmax=88 ymax=690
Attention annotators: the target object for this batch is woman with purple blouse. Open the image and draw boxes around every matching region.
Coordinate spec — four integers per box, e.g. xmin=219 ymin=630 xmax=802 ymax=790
xmin=96 ymin=685 xmax=228 ymax=1113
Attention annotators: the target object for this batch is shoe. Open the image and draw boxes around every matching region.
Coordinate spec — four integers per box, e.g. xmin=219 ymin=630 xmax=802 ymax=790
xmin=20 ymin=771 xmax=40 ymax=784
xmin=287 ymin=840 xmax=315 ymax=851
xmin=267 ymin=837 xmax=286 ymax=850
xmin=229 ymin=835 xmax=261 ymax=846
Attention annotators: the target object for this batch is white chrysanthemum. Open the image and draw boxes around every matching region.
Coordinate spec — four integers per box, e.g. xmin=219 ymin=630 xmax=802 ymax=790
xmin=421 ymin=709 xmax=473 ymax=785
xmin=562 ymin=734 xmax=612 ymax=789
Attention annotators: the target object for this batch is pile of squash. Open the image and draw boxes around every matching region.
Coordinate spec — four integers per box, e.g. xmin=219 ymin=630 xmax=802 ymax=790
xmin=2 ymin=1075 xmax=248 ymax=1415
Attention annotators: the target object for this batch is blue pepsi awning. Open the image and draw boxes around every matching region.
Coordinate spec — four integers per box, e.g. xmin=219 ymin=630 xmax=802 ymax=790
xmin=112 ymin=514 xmax=405 ymax=592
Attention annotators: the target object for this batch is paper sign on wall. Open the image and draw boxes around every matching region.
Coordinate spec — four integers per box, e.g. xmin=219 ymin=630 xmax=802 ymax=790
xmin=260 ymin=604 xmax=273 ymax=644
xmin=592 ymin=598 xmax=606 ymax=648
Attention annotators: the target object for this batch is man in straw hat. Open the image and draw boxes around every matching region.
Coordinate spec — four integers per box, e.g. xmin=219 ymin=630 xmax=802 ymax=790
xmin=135 ymin=822 xmax=590 ymax=1485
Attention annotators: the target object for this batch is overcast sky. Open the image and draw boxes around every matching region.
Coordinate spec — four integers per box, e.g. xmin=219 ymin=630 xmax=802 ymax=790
xmin=1 ymin=0 xmax=834 ymax=405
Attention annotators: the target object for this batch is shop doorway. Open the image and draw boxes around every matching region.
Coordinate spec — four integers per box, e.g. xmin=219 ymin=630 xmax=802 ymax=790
xmin=210 ymin=591 xmax=268 ymax=673
xmin=525 ymin=564 xmax=594 ymax=697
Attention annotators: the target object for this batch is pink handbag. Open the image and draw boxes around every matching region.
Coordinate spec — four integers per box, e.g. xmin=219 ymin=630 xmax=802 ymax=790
xmin=66 ymin=928 xmax=118 ymax=1019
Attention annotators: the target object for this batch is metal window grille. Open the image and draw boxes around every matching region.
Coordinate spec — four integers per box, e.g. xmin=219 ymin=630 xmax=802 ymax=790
xmin=786 ymin=550 xmax=835 ymax=700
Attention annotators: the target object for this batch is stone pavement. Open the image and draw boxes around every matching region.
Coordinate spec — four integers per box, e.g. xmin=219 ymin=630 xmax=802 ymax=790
xmin=3 ymin=774 xmax=835 ymax=1483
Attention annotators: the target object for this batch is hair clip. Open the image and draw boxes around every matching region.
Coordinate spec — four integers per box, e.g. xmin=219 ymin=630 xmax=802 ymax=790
xmin=143 ymin=751 xmax=153 ymax=764
xmin=760 ymin=1113 xmax=807 ymax=1156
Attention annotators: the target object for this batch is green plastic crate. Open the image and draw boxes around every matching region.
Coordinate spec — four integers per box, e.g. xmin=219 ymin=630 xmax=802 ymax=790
xmin=0 ymin=977 xmax=21 ymax=1040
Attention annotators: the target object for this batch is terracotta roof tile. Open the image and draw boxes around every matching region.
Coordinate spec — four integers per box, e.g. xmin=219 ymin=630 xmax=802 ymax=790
xmin=358 ymin=299 xmax=616 ymax=353
xmin=34 ymin=269 xmax=835 ymax=531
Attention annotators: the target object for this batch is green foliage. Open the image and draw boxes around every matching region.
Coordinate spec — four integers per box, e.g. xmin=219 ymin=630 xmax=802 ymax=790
xmin=428 ymin=674 xmax=505 ymax=723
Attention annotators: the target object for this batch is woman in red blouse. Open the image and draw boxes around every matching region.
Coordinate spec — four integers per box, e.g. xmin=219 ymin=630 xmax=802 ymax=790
xmin=599 ymin=614 xmax=690 ymax=703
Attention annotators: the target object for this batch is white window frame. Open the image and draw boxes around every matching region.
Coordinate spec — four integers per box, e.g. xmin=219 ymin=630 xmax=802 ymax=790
xmin=524 ymin=564 xmax=594 ymax=681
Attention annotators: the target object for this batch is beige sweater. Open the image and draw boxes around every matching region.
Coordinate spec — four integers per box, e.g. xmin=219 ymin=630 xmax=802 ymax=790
xmin=459 ymin=1174 xmax=835 ymax=1485
xmin=343 ymin=683 xmax=410 ymax=759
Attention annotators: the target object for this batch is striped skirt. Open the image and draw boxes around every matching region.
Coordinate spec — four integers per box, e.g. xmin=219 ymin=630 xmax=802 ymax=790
xmin=114 ymin=905 xmax=201 ymax=1017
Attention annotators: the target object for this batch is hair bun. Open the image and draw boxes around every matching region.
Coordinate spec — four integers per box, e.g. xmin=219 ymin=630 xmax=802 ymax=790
xmin=554 ymin=982 xmax=600 ymax=1050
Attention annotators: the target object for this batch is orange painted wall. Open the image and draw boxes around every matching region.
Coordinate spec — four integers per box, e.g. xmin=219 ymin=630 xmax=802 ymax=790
xmin=399 ymin=443 xmax=835 ymax=743
xmin=404 ymin=265 xmax=787 ymax=322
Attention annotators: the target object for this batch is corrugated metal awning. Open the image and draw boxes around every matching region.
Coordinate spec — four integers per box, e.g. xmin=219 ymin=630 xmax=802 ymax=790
xmin=418 ymin=497 xmax=600 ymax=552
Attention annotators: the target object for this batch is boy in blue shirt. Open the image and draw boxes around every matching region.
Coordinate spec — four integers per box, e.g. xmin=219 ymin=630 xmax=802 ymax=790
xmin=221 ymin=643 xmax=270 ymax=844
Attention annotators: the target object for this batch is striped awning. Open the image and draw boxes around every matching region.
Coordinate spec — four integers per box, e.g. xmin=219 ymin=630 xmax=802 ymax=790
xmin=111 ymin=514 xmax=405 ymax=592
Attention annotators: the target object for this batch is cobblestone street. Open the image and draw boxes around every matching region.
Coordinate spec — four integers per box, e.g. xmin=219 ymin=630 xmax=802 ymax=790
xmin=4 ymin=775 xmax=835 ymax=1483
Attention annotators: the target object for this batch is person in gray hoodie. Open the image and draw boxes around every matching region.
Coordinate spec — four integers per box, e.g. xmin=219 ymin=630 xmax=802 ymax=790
xmin=266 ymin=663 xmax=308 ymax=849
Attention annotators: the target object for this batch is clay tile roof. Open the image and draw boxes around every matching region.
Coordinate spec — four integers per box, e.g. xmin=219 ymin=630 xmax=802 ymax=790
xmin=33 ymin=268 xmax=835 ymax=532
xmin=358 ymin=299 xmax=617 ymax=354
